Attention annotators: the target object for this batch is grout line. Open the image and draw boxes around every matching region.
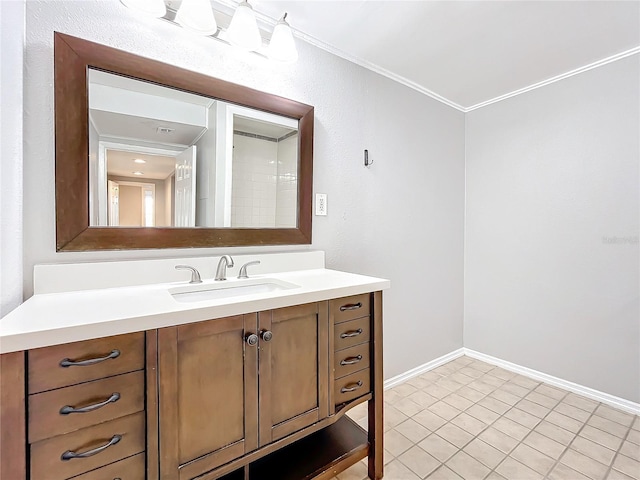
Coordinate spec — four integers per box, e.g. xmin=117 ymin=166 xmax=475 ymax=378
xmin=602 ymin=421 xmax=634 ymax=480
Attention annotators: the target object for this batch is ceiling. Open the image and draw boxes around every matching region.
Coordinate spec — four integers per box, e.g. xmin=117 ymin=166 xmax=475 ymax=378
xmin=107 ymin=150 xmax=177 ymax=180
xmin=246 ymin=0 xmax=640 ymax=111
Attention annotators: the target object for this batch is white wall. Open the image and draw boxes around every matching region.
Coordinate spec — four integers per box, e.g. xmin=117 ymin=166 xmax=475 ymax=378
xmin=465 ymin=56 xmax=640 ymax=402
xmin=16 ymin=0 xmax=465 ymax=379
xmin=0 ymin=0 xmax=25 ymax=317
xmin=276 ymin=134 xmax=298 ymax=227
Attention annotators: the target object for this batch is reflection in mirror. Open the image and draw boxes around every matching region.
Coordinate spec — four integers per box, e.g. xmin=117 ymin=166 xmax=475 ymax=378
xmin=88 ymin=69 xmax=299 ymax=229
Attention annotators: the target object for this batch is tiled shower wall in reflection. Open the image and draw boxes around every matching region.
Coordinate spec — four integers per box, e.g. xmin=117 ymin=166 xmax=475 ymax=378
xmin=231 ymin=133 xmax=298 ymax=228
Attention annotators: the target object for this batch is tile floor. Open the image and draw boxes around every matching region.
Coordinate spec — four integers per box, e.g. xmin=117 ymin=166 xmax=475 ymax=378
xmin=335 ymin=355 xmax=640 ymax=480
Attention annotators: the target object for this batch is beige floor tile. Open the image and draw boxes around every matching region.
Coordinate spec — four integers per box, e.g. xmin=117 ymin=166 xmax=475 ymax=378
xmin=445 ymin=451 xmax=491 ymax=480
xmin=503 ymin=407 xmax=541 ymax=429
xmin=413 ymin=409 xmax=448 ymax=431
xmin=395 ymin=418 xmax=431 ymax=444
xmin=554 ymin=401 xmax=592 ymax=422
xmin=419 ymin=434 xmax=459 ymax=463
xmin=548 ymin=462 xmax=592 ymax=480
xmin=449 ymin=372 xmax=475 ymax=386
xmin=580 ymin=424 xmax=624 ymax=450
xmin=510 ymin=375 xmax=540 ymax=390
xmin=492 ymin=416 xmax=531 ymax=441
xmin=509 ymin=443 xmax=555 ymax=475
xmin=385 ymin=405 xmax=410 ymax=431
xmin=434 ymin=364 xmax=459 ymax=376
xmin=336 ymin=460 xmax=368 ymax=480
xmin=398 ymin=445 xmax=441 ymax=478
xmin=346 ymin=402 xmax=368 ymax=421
xmin=481 ymin=374 xmax=507 ymax=388
xmin=594 ymin=405 xmax=635 ymax=427
xmin=628 ymin=429 xmax=640 ymax=445
xmin=427 ymin=465 xmax=464 ymax=480
xmin=395 ymin=397 xmax=425 ymax=417
xmin=468 ymin=380 xmax=498 ymax=395
xmin=588 ymin=415 xmax=629 ymax=438
xmin=545 ymin=410 xmax=584 ymax=433
xmin=485 ymin=472 xmax=508 ymax=480
xmin=525 ymin=391 xmax=560 ymax=409
xmin=443 ymin=393 xmax=474 ymax=411
xmin=418 ymin=433 xmax=458 ymax=463
xmin=633 ymin=417 xmax=640 ymax=431
xmin=426 ymin=383 xmax=459 ymax=399
xmin=608 ymin=469 xmax=637 ymax=480
xmin=462 ymin=438 xmax=505 ymax=469
xmin=489 ymin=389 xmax=520 ymax=406
xmin=430 ymin=401 xmax=462 ymax=421
xmin=420 ymin=371 xmax=446 ymax=383
xmin=407 ymin=376 xmax=435 ymax=390
xmin=450 ymin=356 xmax=474 ymax=367
xmin=612 ymin=454 xmax=640 ymax=480
xmin=384 ymin=448 xmax=395 ymax=465
xmin=500 ymin=381 xmax=531 ymax=398
xmin=459 ymin=367 xmax=485 ymax=379
xmin=495 ymin=457 xmax=543 ymax=480
xmin=570 ymin=436 xmax=616 ymax=466
xmin=450 ymin=412 xmax=488 ymax=436
xmin=466 ymin=404 xmax=500 ymax=425
xmin=478 ymin=427 xmax=519 ymax=454
xmin=516 ymin=399 xmax=550 ymax=418
xmin=394 ymin=383 xmax=420 ymax=398
xmin=534 ymin=384 xmax=567 ymax=400
xmin=468 ymin=361 xmax=495 ymax=373
xmin=436 ymin=423 xmax=474 ymax=449
xmin=488 ymin=368 xmax=516 ymax=381
xmin=456 ymin=386 xmax=487 ymax=403
xmin=534 ymin=420 xmax=576 ymax=445
xmin=477 ymin=397 xmax=511 ymax=415
xmin=385 ymin=388 xmax=405 ymax=404
xmin=620 ymin=440 xmax=640 ymax=462
xmin=560 ymin=449 xmax=609 ymax=480
xmin=563 ymin=392 xmax=599 ymax=413
xmin=385 ymin=429 xmax=416 ymax=457
xmin=436 ymin=378 xmax=466 ymax=393
xmin=409 ymin=390 xmax=439 ymax=409
xmin=522 ymin=430 xmax=566 ymax=459
xmin=383 ymin=459 xmax=422 ymax=480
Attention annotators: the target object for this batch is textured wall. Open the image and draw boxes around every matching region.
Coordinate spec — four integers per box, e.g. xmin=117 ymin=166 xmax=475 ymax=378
xmin=465 ymin=56 xmax=640 ymax=402
xmin=19 ymin=0 xmax=466 ymax=379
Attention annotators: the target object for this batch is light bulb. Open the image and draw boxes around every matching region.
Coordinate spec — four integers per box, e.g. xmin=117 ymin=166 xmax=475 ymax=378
xmin=268 ymin=13 xmax=298 ymax=63
xmin=175 ymin=0 xmax=218 ymax=36
xmin=227 ymin=1 xmax=262 ymax=52
xmin=120 ymin=0 xmax=166 ymax=18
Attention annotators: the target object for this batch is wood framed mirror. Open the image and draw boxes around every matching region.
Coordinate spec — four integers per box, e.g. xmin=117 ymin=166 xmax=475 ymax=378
xmin=54 ymin=32 xmax=313 ymax=251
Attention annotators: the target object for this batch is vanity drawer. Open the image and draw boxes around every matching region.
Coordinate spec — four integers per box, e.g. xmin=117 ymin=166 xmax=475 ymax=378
xmin=30 ymin=412 xmax=145 ymax=480
xmin=330 ymin=294 xmax=370 ymax=324
xmin=334 ymin=317 xmax=370 ymax=351
xmin=71 ymin=452 xmax=145 ymax=480
xmin=29 ymin=370 xmax=145 ymax=442
xmin=334 ymin=369 xmax=371 ymax=405
xmin=334 ymin=343 xmax=370 ymax=379
xmin=29 ymin=332 xmax=145 ymax=393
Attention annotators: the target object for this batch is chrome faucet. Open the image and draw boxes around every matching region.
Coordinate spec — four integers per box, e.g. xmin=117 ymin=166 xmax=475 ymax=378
xmin=238 ymin=261 xmax=260 ymax=279
xmin=175 ymin=265 xmax=202 ymax=284
xmin=215 ymin=255 xmax=234 ymax=281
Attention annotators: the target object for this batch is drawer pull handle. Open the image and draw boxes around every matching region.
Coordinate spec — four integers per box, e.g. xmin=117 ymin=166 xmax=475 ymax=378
xmin=59 ymin=392 xmax=121 ymax=415
xmin=341 ymin=381 xmax=363 ymax=393
xmin=340 ymin=355 xmax=363 ymax=366
xmin=61 ymin=434 xmax=121 ymax=460
xmin=340 ymin=328 xmax=363 ymax=339
xmin=60 ymin=349 xmax=120 ymax=368
xmin=340 ymin=302 xmax=362 ymax=312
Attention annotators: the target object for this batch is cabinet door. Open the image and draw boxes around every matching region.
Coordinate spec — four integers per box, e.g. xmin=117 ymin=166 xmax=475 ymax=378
xmin=158 ymin=315 xmax=259 ymax=480
xmin=258 ymin=302 xmax=329 ymax=445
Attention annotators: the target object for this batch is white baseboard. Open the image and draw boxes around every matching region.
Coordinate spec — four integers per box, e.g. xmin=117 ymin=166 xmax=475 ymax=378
xmin=384 ymin=348 xmax=465 ymax=390
xmin=463 ymin=349 xmax=640 ymax=416
xmin=382 ymin=347 xmax=640 ymax=415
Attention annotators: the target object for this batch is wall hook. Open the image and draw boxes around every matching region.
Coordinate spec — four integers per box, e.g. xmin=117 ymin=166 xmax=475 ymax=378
xmin=364 ymin=149 xmax=374 ymax=167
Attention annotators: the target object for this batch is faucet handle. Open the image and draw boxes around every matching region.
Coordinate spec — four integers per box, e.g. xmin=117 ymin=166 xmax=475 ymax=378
xmin=238 ymin=261 xmax=261 ymax=279
xmin=175 ymin=265 xmax=203 ymax=284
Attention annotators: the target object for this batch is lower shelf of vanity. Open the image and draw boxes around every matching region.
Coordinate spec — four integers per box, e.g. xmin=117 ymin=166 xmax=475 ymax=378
xmin=215 ymin=415 xmax=369 ymax=480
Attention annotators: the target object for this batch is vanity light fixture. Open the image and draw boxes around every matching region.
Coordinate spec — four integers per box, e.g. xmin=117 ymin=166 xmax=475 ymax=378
xmin=175 ymin=0 xmax=218 ymax=36
xmin=133 ymin=171 xmax=145 ymax=176
xmin=133 ymin=159 xmax=146 ymax=164
xmin=120 ymin=0 xmax=166 ymax=18
xmin=121 ymin=0 xmax=299 ymax=62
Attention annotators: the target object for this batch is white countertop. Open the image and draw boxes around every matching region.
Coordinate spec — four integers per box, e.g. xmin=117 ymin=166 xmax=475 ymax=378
xmin=0 ymin=268 xmax=390 ymax=354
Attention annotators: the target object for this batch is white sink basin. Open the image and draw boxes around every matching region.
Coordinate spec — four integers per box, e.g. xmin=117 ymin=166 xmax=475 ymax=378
xmin=169 ymin=278 xmax=300 ymax=303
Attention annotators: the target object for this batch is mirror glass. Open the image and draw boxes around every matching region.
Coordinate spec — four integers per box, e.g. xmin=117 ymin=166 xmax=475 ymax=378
xmin=88 ymin=69 xmax=299 ymax=229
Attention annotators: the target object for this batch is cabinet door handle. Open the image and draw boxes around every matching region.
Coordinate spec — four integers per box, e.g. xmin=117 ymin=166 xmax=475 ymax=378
xmin=340 ymin=355 xmax=363 ymax=366
xmin=340 ymin=381 xmax=363 ymax=393
xmin=245 ymin=333 xmax=259 ymax=346
xmin=59 ymin=349 xmax=120 ymax=368
xmin=61 ymin=434 xmax=121 ymax=460
xmin=340 ymin=328 xmax=363 ymax=339
xmin=340 ymin=302 xmax=362 ymax=312
xmin=59 ymin=392 xmax=121 ymax=415
xmin=260 ymin=330 xmax=273 ymax=342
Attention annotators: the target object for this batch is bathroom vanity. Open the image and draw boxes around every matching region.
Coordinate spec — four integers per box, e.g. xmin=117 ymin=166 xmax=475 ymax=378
xmin=0 ymin=253 xmax=390 ymax=480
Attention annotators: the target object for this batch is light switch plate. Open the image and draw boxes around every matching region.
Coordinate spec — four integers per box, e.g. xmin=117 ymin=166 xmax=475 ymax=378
xmin=315 ymin=194 xmax=327 ymax=216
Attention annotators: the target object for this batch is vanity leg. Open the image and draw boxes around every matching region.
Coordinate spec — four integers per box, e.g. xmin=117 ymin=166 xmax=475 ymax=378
xmin=0 ymin=351 xmax=26 ymax=480
xmin=368 ymin=291 xmax=384 ymax=480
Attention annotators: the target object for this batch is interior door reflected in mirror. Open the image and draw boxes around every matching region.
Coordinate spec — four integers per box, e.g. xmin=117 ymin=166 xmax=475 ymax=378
xmin=88 ymin=69 xmax=299 ymax=229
